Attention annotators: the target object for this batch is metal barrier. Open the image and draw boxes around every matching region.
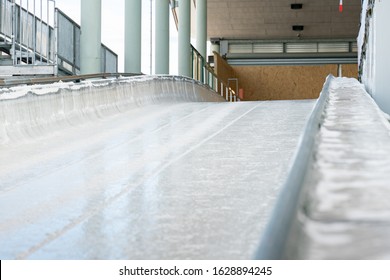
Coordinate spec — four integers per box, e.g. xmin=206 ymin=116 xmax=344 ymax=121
xmin=0 ymin=0 xmax=118 ymax=76
xmin=56 ymin=9 xmax=76 ymax=73
xmin=0 ymin=0 xmax=13 ymax=45
xmin=191 ymin=45 xmax=239 ymax=102
xmin=101 ymin=43 xmax=118 ymax=73
xmin=56 ymin=9 xmax=118 ymax=75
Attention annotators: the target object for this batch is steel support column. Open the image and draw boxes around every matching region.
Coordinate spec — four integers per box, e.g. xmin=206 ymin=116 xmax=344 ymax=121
xmin=178 ymin=0 xmax=191 ymax=77
xmin=80 ymin=0 xmax=101 ymax=74
xmin=196 ymin=0 xmax=207 ymax=59
xmin=155 ymin=0 xmax=170 ymax=74
xmin=125 ymin=0 xmax=142 ymax=74
xmin=337 ymin=64 xmax=342 ymax=77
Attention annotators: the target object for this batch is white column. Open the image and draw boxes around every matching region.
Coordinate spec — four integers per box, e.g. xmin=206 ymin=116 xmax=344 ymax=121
xmin=125 ymin=0 xmax=142 ymax=74
xmin=196 ymin=0 xmax=207 ymax=58
xmin=155 ymin=0 xmax=170 ymax=74
xmin=178 ymin=0 xmax=191 ymax=77
xmin=80 ymin=0 xmax=101 ymax=74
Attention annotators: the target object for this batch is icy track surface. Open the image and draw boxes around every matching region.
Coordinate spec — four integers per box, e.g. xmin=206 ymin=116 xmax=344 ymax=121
xmin=0 ymin=76 xmax=314 ymax=259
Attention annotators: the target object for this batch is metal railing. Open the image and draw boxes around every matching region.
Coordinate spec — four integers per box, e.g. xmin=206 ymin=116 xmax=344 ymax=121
xmin=56 ymin=9 xmax=118 ymax=75
xmin=0 ymin=0 xmax=57 ymax=74
xmin=191 ymin=45 xmax=239 ymax=102
xmin=0 ymin=72 xmax=141 ymax=86
xmin=0 ymin=0 xmax=13 ymax=45
xmin=0 ymin=0 xmax=118 ymax=76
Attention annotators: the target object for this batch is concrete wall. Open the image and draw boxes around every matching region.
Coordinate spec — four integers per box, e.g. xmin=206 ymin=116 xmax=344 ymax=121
xmin=233 ymin=64 xmax=358 ymax=101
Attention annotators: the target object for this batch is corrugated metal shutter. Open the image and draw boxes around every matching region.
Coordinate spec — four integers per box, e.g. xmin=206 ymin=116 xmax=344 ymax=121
xmin=286 ymin=43 xmax=317 ymax=53
xmin=253 ymin=43 xmax=284 ymax=53
xmin=351 ymin=42 xmax=358 ymax=52
xmin=227 ymin=41 xmax=356 ymax=54
xmin=318 ymin=42 xmax=349 ymax=52
xmin=228 ymin=44 xmax=253 ymax=54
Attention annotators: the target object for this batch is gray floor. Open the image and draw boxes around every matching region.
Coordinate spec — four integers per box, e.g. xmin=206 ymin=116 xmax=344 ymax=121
xmin=0 ymin=83 xmax=314 ymax=259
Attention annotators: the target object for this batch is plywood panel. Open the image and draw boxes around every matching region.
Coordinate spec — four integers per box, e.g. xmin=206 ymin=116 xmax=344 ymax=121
xmin=233 ymin=64 xmax=358 ymax=101
xmin=214 ymin=52 xmax=236 ymax=84
xmin=342 ymin=64 xmax=358 ymax=78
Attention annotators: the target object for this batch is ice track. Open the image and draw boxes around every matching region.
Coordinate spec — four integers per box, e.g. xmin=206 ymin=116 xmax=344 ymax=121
xmin=0 ymin=76 xmax=314 ymax=259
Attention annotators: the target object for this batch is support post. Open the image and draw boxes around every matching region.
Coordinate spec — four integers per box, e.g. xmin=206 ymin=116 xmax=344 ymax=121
xmin=80 ymin=0 xmax=101 ymax=74
xmin=178 ymin=0 xmax=191 ymax=77
xmin=337 ymin=64 xmax=342 ymax=77
xmin=54 ymin=6 xmax=58 ymax=76
xmin=155 ymin=0 xmax=169 ymax=74
xmin=196 ymin=0 xmax=207 ymax=59
xmin=125 ymin=0 xmax=142 ymax=74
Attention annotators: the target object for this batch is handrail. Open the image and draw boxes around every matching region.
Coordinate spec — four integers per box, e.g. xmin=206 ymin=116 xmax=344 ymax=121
xmin=191 ymin=44 xmax=239 ymax=102
xmin=4 ymin=0 xmax=57 ymax=66
xmin=0 ymin=0 xmax=58 ymax=74
xmin=255 ymin=75 xmax=333 ymax=259
xmin=0 ymin=0 xmax=118 ymax=76
xmin=0 ymin=72 xmax=141 ymax=86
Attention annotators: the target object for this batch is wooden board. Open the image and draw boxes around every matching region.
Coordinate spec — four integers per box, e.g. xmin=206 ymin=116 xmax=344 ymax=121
xmin=233 ymin=64 xmax=358 ymax=101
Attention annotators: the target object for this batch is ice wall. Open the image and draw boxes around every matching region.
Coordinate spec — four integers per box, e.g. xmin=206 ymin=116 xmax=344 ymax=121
xmin=286 ymin=76 xmax=390 ymax=259
xmin=0 ymin=75 xmax=225 ymax=144
xmin=257 ymin=75 xmax=390 ymax=259
xmin=359 ymin=0 xmax=390 ymax=114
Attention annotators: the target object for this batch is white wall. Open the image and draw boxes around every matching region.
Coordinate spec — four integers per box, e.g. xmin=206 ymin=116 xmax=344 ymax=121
xmin=359 ymin=0 xmax=390 ymax=114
